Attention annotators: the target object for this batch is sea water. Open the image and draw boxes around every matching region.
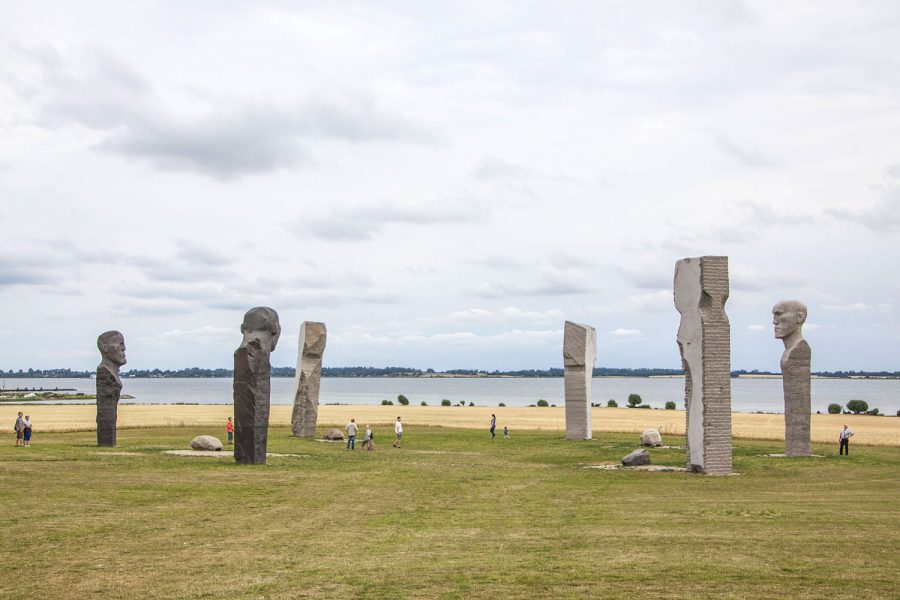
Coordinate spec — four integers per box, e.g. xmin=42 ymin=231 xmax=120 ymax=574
xmin=5 ymin=376 xmax=899 ymax=415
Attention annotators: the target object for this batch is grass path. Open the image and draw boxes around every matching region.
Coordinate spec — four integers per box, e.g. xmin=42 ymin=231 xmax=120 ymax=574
xmin=1 ymin=426 xmax=898 ymax=599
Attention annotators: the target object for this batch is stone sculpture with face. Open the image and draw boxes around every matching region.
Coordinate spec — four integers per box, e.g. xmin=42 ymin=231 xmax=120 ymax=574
xmin=97 ymin=331 xmax=127 ymax=382
xmin=772 ymin=300 xmax=807 ymax=352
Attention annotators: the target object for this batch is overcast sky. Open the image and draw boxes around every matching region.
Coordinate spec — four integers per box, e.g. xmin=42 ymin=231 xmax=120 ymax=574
xmin=1 ymin=1 xmax=898 ymax=373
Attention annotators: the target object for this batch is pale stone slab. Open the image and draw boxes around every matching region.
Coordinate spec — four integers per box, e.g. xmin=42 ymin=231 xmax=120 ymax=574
xmin=233 ymin=307 xmax=281 ymax=465
xmin=674 ymin=256 xmax=732 ymax=475
xmin=291 ymin=321 xmax=327 ymax=438
xmin=773 ymin=300 xmax=811 ymax=457
xmin=563 ymin=320 xmax=597 ymax=440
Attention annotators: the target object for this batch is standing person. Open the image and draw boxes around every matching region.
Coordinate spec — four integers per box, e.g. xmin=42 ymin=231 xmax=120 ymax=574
xmin=393 ymin=416 xmax=403 ymax=448
xmin=363 ymin=424 xmax=374 ymax=451
xmin=22 ymin=415 xmax=32 ymax=447
xmin=226 ymin=417 xmax=234 ymax=445
xmin=839 ymin=425 xmax=854 ymax=455
xmin=14 ymin=412 xmax=24 ymax=447
xmin=490 ymin=414 xmax=496 ymax=439
xmin=346 ymin=418 xmax=358 ymax=450
xmin=503 ymin=426 xmax=510 ymax=439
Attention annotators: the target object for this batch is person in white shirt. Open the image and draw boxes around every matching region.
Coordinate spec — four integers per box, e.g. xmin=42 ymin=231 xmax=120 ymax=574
xmin=346 ymin=419 xmax=358 ymax=450
xmin=363 ymin=425 xmax=374 ymax=451
xmin=393 ymin=417 xmax=403 ymax=448
xmin=839 ymin=425 xmax=854 ymax=455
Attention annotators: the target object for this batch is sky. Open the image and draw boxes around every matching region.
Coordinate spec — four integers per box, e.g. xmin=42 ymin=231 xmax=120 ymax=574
xmin=1 ymin=1 xmax=899 ymax=373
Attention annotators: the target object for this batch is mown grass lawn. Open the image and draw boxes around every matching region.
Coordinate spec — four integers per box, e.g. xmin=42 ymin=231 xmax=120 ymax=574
xmin=1 ymin=426 xmax=897 ymax=599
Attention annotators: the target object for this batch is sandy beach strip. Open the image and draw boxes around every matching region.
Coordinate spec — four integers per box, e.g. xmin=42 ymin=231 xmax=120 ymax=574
xmin=2 ymin=404 xmax=898 ymax=446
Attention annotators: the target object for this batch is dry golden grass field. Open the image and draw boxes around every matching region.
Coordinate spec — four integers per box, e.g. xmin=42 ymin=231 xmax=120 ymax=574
xmin=3 ymin=404 xmax=898 ymax=446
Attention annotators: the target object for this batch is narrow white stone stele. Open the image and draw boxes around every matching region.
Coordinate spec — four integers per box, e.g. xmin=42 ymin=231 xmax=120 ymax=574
xmin=563 ymin=320 xmax=597 ymax=440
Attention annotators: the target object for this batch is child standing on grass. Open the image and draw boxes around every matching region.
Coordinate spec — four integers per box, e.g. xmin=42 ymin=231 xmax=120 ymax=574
xmin=226 ymin=417 xmax=234 ymax=445
xmin=393 ymin=417 xmax=403 ymax=448
xmin=23 ymin=415 xmax=32 ymax=447
xmin=503 ymin=426 xmax=510 ymax=439
xmin=14 ymin=412 xmax=24 ymax=447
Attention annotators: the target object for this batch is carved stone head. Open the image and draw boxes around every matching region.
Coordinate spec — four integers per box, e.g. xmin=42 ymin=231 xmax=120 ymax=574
xmin=97 ymin=331 xmax=127 ymax=369
xmin=240 ymin=307 xmax=281 ymax=353
xmin=772 ymin=300 xmax=807 ymax=342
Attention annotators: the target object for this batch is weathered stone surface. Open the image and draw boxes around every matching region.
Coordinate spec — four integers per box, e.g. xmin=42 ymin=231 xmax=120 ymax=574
xmin=234 ymin=307 xmax=281 ymax=465
xmin=191 ymin=435 xmax=223 ymax=451
xmin=291 ymin=321 xmax=327 ymax=438
xmin=96 ymin=331 xmax=126 ymax=447
xmin=323 ymin=428 xmax=344 ymax=441
xmin=773 ymin=300 xmax=811 ymax=457
xmin=621 ymin=449 xmax=652 ymax=466
xmin=640 ymin=429 xmax=663 ymax=447
xmin=675 ymin=256 xmax=732 ymax=475
xmin=563 ymin=320 xmax=597 ymax=440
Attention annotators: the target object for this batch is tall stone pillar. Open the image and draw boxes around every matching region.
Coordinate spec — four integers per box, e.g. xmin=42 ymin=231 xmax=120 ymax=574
xmin=234 ymin=307 xmax=281 ymax=465
xmin=96 ymin=330 xmax=126 ymax=447
xmin=291 ymin=321 xmax=327 ymax=438
xmin=564 ymin=320 xmax=597 ymax=440
xmin=674 ymin=256 xmax=732 ymax=474
xmin=773 ymin=300 xmax=811 ymax=457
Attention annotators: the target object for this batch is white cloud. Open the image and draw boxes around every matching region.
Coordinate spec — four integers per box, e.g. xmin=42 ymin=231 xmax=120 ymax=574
xmin=747 ymin=324 xmax=766 ymax=332
xmin=609 ymin=328 xmax=642 ymax=337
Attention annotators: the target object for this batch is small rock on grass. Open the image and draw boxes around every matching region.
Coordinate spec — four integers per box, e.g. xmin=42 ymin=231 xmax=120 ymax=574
xmin=621 ymin=449 xmax=651 ymax=466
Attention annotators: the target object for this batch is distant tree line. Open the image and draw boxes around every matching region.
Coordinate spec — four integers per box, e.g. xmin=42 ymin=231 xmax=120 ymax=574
xmin=3 ymin=366 xmax=898 ymax=379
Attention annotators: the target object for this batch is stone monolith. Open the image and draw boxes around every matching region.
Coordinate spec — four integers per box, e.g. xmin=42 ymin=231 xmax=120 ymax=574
xmin=563 ymin=320 xmax=597 ymax=440
xmin=291 ymin=321 xmax=327 ymax=438
xmin=773 ymin=300 xmax=811 ymax=457
xmin=96 ymin=330 xmax=126 ymax=447
xmin=674 ymin=256 xmax=732 ymax=474
xmin=233 ymin=307 xmax=281 ymax=465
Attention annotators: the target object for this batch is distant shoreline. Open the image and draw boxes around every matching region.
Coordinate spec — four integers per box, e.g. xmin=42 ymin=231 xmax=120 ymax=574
xmin=4 ymin=373 xmax=900 ymax=381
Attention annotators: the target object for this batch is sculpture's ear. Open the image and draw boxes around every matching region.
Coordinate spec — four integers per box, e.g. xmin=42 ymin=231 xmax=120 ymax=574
xmin=796 ymin=311 xmax=807 ymax=324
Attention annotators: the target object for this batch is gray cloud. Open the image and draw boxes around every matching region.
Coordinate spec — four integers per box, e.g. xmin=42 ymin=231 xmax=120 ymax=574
xmin=470 ymin=276 xmax=593 ymax=298
xmin=298 ymin=199 xmax=484 ymax=241
xmin=826 ymin=177 xmax=900 ymax=234
xmin=16 ymin=45 xmax=442 ymax=180
xmin=470 ymin=157 xmax=535 ymax=181
xmin=712 ymin=132 xmax=780 ymax=168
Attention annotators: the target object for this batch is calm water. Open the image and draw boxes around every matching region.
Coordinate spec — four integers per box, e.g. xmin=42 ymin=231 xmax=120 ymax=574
xmin=5 ymin=377 xmax=899 ymax=415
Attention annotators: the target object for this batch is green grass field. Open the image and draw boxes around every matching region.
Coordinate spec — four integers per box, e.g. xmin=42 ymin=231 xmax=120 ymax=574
xmin=1 ymin=426 xmax=897 ymax=599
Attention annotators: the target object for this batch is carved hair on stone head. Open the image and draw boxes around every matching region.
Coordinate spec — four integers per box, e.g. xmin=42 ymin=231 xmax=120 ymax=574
xmin=241 ymin=307 xmax=280 ymax=334
xmin=774 ymin=299 xmax=808 ymax=322
xmin=97 ymin=330 xmax=124 ymax=353
xmin=241 ymin=306 xmax=281 ymax=349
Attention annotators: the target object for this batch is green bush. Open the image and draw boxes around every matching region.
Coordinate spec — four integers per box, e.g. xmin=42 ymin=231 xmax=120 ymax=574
xmin=665 ymin=401 xmax=676 ymax=410
xmin=638 ymin=404 xmax=651 ymax=409
xmin=536 ymin=399 xmax=549 ymax=407
xmin=420 ymin=401 xmax=427 ymax=406
xmin=441 ymin=399 xmax=451 ymax=407
xmin=381 ymin=399 xmax=393 ymax=406
xmin=468 ymin=401 xmax=475 ymax=407
xmin=397 ymin=394 xmax=409 ymax=406
xmin=866 ymin=408 xmax=880 ymax=416
xmin=607 ymin=399 xmax=618 ymax=408
xmin=499 ymin=403 xmax=506 ymax=407
xmin=846 ymin=399 xmax=868 ymax=414
xmin=627 ymin=394 xmax=642 ymax=407
xmin=828 ymin=403 xmax=842 ymax=414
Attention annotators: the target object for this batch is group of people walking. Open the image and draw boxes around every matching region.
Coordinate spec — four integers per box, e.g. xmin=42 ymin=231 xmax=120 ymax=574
xmin=345 ymin=417 xmax=403 ymax=451
xmin=13 ymin=412 xmax=32 ymax=447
